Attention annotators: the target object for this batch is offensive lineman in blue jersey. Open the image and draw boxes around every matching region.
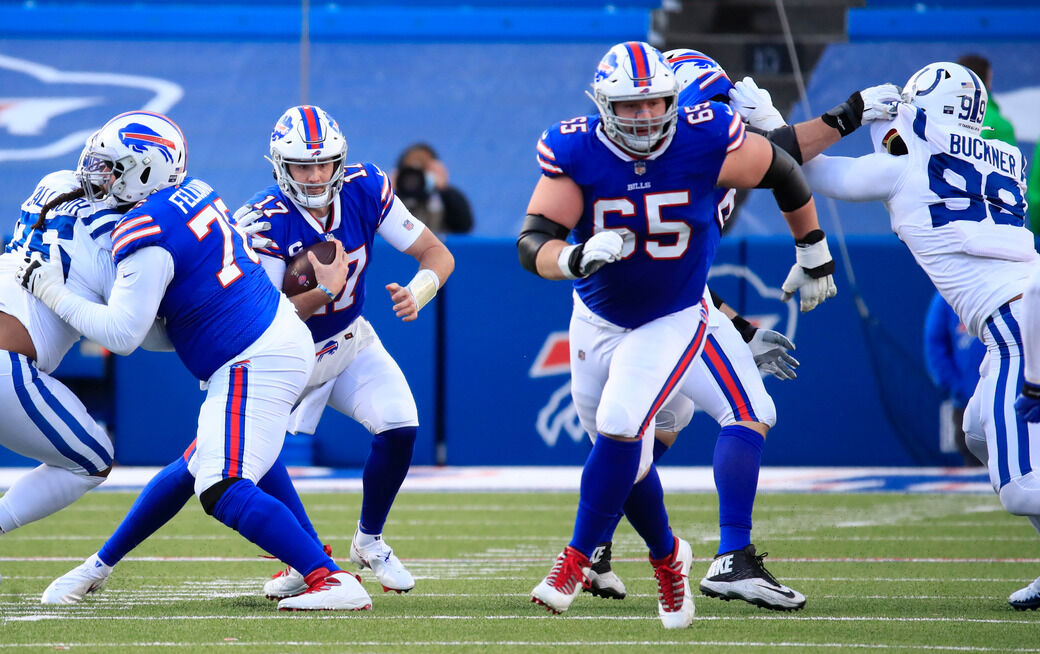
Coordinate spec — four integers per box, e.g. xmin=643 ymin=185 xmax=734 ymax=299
xmin=518 ymin=42 xmax=837 ymax=628
xmin=41 ymin=106 xmax=453 ymax=606
xmin=19 ymin=111 xmax=370 ymax=611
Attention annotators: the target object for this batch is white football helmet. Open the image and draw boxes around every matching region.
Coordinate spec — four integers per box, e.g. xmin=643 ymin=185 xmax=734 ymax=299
xmin=268 ymin=105 xmax=346 ymax=209
xmin=901 ymin=61 xmax=987 ymax=134
xmin=76 ymin=111 xmax=187 ymax=205
xmin=663 ymin=48 xmax=733 ymax=107
xmin=588 ymin=41 xmax=678 ymax=157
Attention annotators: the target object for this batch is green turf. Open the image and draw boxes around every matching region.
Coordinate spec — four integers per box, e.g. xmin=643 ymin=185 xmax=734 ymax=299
xmin=1 ymin=491 xmax=1038 ymax=652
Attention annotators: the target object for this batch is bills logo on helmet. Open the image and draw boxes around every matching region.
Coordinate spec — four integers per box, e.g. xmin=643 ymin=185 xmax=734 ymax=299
xmin=118 ymin=123 xmax=176 ymax=162
xmin=272 ymin=115 xmax=292 ymax=141
xmin=595 ymin=52 xmax=619 ymax=82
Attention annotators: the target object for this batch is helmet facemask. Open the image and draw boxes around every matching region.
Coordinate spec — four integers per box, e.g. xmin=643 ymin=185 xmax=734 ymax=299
xmin=269 ymin=152 xmax=345 ymax=210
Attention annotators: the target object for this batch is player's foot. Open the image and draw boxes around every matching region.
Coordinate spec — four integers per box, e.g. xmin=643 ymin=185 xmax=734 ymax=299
xmin=277 ymin=567 xmax=372 ymax=611
xmin=41 ymin=552 xmax=112 ymax=604
xmin=531 ymin=546 xmax=591 ymax=614
xmin=264 ymin=544 xmax=333 ymax=600
xmin=1009 ymin=575 xmax=1040 ymax=610
xmin=651 ymin=536 xmax=695 ymax=629
xmin=584 ymin=541 xmax=627 ymax=600
xmin=699 ymin=544 xmax=806 ymax=611
xmin=350 ymin=528 xmax=415 ymax=593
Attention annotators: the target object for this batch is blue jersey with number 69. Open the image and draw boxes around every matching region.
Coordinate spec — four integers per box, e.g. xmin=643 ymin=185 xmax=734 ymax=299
xmin=241 ymin=162 xmax=395 ymax=343
xmin=536 ymin=102 xmax=745 ymax=328
xmin=111 ymin=177 xmax=280 ymax=380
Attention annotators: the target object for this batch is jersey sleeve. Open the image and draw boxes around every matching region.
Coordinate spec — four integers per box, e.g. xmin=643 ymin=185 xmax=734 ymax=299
xmin=698 ymin=101 xmax=745 ymax=155
xmin=239 ymin=187 xmax=290 ymax=260
xmin=111 ymin=209 xmax=165 ymax=265
xmin=536 ymin=118 xmax=586 ymax=179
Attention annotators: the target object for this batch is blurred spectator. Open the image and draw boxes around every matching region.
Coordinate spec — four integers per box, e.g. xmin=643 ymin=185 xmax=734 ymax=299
xmin=393 ymin=143 xmax=473 ymax=234
xmin=924 ymin=291 xmax=986 ymax=466
xmin=1029 ymin=143 xmax=1040 ymax=234
xmin=957 ymin=54 xmax=1017 ymax=147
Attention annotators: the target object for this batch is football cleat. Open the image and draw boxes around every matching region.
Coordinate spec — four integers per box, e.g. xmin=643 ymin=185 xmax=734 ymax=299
xmin=41 ymin=552 xmax=112 ymax=604
xmin=277 ymin=567 xmax=372 ymax=611
xmin=584 ymin=541 xmax=627 ymax=600
xmin=264 ymin=544 xmax=333 ymax=600
xmin=1009 ymin=575 xmax=1040 ymax=610
xmin=699 ymin=544 xmax=806 ymax=611
xmin=651 ymin=536 xmax=695 ymax=629
xmin=350 ymin=528 xmax=415 ymax=593
xmin=531 ymin=546 xmax=591 ymax=614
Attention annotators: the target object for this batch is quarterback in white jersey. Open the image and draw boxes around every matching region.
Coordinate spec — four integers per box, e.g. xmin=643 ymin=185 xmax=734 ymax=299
xmin=742 ymin=61 xmax=1039 ymax=610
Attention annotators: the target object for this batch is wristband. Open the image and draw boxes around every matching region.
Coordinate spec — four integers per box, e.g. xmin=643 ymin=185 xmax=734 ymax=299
xmin=316 ymin=283 xmax=336 ymax=301
xmin=1023 ymin=381 xmax=1040 ymax=400
xmin=730 ymin=315 xmax=757 ymax=343
xmin=405 ymin=268 xmax=441 ymax=311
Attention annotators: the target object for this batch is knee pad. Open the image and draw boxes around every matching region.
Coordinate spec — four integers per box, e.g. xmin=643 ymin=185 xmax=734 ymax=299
xmin=199 ymin=476 xmax=243 ymax=516
xmin=370 ymin=400 xmax=418 ymax=433
xmin=964 ymin=430 xmax=988 ymax=466
xmin=999 ymin=474 xmax=1040 ymax=516
xmin=657 ymin=394 xmax=694 ymax=433
xmin=596 ymin=401 xmax=639 ymax=439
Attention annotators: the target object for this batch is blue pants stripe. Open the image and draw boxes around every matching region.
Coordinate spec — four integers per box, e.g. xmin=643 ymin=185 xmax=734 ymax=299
xmin=27 ymin=361 xmax=112 ymax=467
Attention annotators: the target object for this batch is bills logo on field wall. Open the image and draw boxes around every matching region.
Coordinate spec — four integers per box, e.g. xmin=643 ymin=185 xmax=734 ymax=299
xmin=0 ymin=54 xmax=182 ymax=163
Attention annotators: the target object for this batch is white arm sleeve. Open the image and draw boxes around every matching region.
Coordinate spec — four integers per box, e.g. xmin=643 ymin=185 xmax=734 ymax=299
xmin=377 ymin=196 xmax=426 ymax=252
xmin=140 ymin=319 xmax=174 ymax=352
xmin=258 ymin=253 xmax=287 ymax=290
xmin=802 ymin=153 xmax=907 ymax=203
xmin=50 ymin=246 xmax=174 ymax=355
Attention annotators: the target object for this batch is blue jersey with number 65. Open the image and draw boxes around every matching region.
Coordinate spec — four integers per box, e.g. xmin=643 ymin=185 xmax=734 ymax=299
xmin=537 ymin=101 xmax=745 ymax=329
xmin=112 ymin=177 xmax=280 ymax=380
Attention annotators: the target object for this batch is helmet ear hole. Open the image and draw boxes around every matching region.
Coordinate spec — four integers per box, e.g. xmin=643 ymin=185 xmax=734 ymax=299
xmin=139 ymin=167 xmax=151 ymax=185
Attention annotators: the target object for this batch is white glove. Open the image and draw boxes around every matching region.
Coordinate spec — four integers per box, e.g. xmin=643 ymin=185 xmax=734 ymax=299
xmin=558 ymin=231 xmax=625 ymax=279
xmin=232 ymin=205 xmax=273 ymax=250
xmin=729 ymin=77 xmax=787 ymax=131
xmin=748 ymin=329 xmax=799 ymax=380
xmin=16 ymin=239 xmax=70 ymax=311
xmin=859 ymin=83 xmax=901 ymax=123
xmin=781 ymin=232 xmax=837 ymax=312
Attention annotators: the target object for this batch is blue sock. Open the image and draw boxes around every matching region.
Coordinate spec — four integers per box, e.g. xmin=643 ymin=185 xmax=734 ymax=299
xmin=653 ymin=438 xmax=669 ymax=462
xmin=212 ymin=479 xmax=336 ymax=576
xmin=569 ymin=436 xmax=640 ymax=557
xmin=622 ymin=465 xmax=674 ymax=560
xmin=257 ymin=457 xmax=321 ymax=546
xmin=714 ymin=424 xmax=764 ymax=555
xmin=98 ymin=457 xmax=194 ymax=567
xmin=600 ymin=438 xmax=673 ymax=544
xmin=359 ymin=427 xmax=416 ymax=535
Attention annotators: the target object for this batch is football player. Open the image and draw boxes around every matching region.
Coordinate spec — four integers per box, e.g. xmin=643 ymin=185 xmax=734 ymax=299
xmin=518 ymin=41 xmax=836 ymax=628
xmin=20 ymin=111 xmax=368 ymax=610
xmin=739 ymin=63 xmax=1039 ymax=611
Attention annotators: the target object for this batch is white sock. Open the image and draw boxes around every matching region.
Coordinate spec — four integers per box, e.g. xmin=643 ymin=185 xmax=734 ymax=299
xmin=0 ymin=464 xmax=105 ymax=532
xmin=355 ymin=524 xmax=381 ymax=548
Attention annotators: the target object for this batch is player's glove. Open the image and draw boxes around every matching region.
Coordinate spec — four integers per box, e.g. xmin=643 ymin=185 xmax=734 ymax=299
xmin=558 ymin=231 xmax=625 ymax=279
xmin=1015 ymin=382 xmax=1040 ymax=423
xmin=232 ymin=205 xmax=274 ymax=250
xmin=16 ymin=238 xmax=69 ymax=311
xmin=781 ymin=229 xmax=837 ymax=312
xmin=748 ymin=329 xmax=800 ymax=380
xmin=729 ymin=77 xmax=786 ymax=131
xmin=821 ymin=83 xmax=901 ymax=137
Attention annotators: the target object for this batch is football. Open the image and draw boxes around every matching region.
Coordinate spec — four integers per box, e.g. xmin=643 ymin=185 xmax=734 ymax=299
xmin=282 ymin=240 xmax=339 ymax=298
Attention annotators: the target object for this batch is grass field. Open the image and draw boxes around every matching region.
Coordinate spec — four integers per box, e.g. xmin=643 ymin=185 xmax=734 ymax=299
xmin=1 ymin=490 xmax=1039 ymax=653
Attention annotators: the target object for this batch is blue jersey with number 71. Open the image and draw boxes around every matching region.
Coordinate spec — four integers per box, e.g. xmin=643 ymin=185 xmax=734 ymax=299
xmin=112 ymin=176 xmax=280 ymax=380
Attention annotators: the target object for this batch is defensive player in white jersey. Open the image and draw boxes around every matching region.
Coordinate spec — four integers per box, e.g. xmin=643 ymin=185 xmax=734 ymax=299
xmin=738 ymin=62 xmax=1039 ymax=611
xmin=18 ymin=111 xmax=369 ymax=610
xmin=518 ymin=41 xmax=837 ymax=628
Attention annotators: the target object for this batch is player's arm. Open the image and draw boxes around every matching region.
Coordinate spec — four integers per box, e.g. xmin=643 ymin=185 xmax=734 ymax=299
xmin=801 ymin=152 xmax=904 ymax=203
xmin=1016 ymin=268 xmax=1040 ymax=422
xmin=709 ymin=288 xmax=799 ymax=380
xmin=379 ymin=198 xmax=454 ymax=322
xmin=519 ymin=175 xmax=623 ymax=281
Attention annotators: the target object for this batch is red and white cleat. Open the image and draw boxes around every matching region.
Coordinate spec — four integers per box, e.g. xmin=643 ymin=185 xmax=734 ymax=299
xmin=263 ymin=544 xmax=333 ymax=600
xmin=651 ymin=536 xmax=695 ymax=629
xmin=530 ymin=546 xmax=591 ymax=614
xmin=276 ymin=567 xmax=372 ymax=611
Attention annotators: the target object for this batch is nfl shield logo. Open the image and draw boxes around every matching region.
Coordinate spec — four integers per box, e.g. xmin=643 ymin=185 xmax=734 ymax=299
xmin=634 ymin=161 xmax=646 ymax=176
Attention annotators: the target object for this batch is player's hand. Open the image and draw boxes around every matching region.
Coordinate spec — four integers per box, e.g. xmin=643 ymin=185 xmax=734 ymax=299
xmin=559 ymin=231 xmax=625 ymax=278
xmin=16 ymin=238 xmax=69 ymax=310
xmin=781 ymin=229 xmax=837 ymax=312
xmin=859 ymin=83 xmax=901 ymax=123
xmin=232 ymin=205 xmax=274 ymax=250
xmin=748 ymin=329 xmax=799 ymax=380
xmin=729 ymin=77 xmax=786 ymax=131
xmin=386 ymin=282 xmax=419 ymax=322
xmin=310 ymin=238 xmax=349 ymax=300
xmin=1015 ymin=382 xmax=1040 ymax=423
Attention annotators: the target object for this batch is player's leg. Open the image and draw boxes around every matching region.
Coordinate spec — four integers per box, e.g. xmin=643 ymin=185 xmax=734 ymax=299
xmin=327 ymin=338 xmax=418 ymax=593
xmin=0 ymin=353 xmax=113 ymax=536
xmin=1010 ymin=515 xmax=1040 ymax=610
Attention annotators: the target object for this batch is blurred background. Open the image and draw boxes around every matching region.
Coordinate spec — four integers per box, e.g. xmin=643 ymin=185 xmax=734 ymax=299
xmin=0 ymin=0 xmax=1037 ymax=470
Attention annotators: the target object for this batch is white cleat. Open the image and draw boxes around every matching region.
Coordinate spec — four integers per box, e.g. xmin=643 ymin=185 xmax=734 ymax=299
xmin=350 ymin=528 xmax=415 ymax=593
xmin=651 ymin=537 xmax=695 ymax=629
xmin=263 ymin=544 xmax=332 ymax=600
xmin=42 ymin=552 xmax=112 ymax=604
xmin=1009 ymin=575 xmax=1040 ymax=611
xmin=277 ymin=568 xmax=372 ymax=611
xmin=585 ymin=542 xmax=627 ymax=600
xmin=530 ymin=546 xmax=591 ymax=614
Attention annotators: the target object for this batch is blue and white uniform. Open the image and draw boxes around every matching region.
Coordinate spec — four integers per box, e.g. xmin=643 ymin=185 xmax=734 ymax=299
xmin=239 ymin=162 xmax=423 ymax=436
xmin=537 ymin=103 xmax=745 ymax=474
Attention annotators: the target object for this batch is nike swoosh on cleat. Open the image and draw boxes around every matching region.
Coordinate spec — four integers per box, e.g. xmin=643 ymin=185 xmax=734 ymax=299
xmin=756 ymin=583 xmax=797 ymax=599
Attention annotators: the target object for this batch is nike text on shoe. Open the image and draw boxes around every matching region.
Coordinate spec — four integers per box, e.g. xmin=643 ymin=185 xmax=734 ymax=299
xmin=699 ymin=544 xmax=806 ymax=611
xmin=1009 ymin=575 xmax=1040 ymax=611
xmin=41 ymin=553 xmax=112 ymax=604
xmin=277 ymin=567 xmax=372 ymax=611
xmin=651 ymin=536 xmax=695 ymax=629
xmin=264 ymin=544 xmax=333 ymax=600
xmin=584 ymin=541 xmax=627 ymax=600
xmin=350 ymin=529 xmax=415 ymax=593
xmin=531 ymin=546 xmax=591 ymax=614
